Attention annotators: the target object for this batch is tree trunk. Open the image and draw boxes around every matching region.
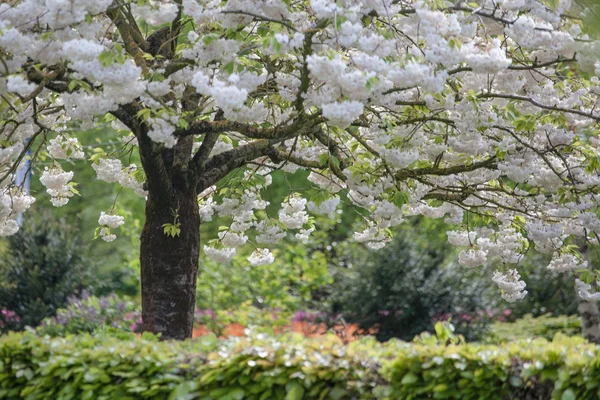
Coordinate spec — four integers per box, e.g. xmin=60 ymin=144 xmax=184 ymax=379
xmin=140 ymin=185 xmax=200 ymax=340
xmin=578 ymin=301 xmax=600 ymax=343
xmin=578 ymin=243 xmax=600 ymax=343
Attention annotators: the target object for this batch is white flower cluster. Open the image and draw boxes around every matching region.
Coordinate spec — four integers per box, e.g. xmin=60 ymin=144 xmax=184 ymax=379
xmin=131 ymin=1 xmax=179 ymax=26
xmin=192 ymin=71 xmax=248 ymax=110
xmin=307 ymin=196 xmax=340 ymax=218
xmin=248 ymin=248 xmax=275 ymax=266
xmin=458 ymin=249 xmax=488 ymax=268
xmin=354 ymin=225 xmax=391 ymax=250
xmin=47 ymin=135 xmax=85 ymax=159
xmin=279 ymin=196 xmax=309 ymax=229
xmin=97 ymin=212 xmax=124 ymax=242
xmin=6 ymin=75 xmax=36 ymax=96
xmin=203 ymin=245 xmax=236 ymax=263
xmin=203 ymin=189 xmax=271 ymax=262
xmin=0 ymin=188 xmax=35 ymax=236
xmin=321 ymin=101 xmax=364 ymax=129
xmin=576 ymin=279 xmax=600 ymax=302
xmin=255 ymin=221 xmax=286 ymax=244
xmin=463 ymin=39 xmax=512 ymax=74
xmin=39 ymin=167 xmax=75 ymax=207
xmin=147 ymin=117 xmax=178 ymax=149
xmin=92 ymin=159 xmax=147 ymax=197
xmin=492 ymin=269 xmax=528 ymax=303
xmin=547 ymin=252 xmax=587 ymax=273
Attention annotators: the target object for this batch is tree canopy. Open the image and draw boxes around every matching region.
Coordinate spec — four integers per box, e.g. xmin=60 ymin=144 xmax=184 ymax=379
xmin=1 ymin=0 xmax=600 ymax=314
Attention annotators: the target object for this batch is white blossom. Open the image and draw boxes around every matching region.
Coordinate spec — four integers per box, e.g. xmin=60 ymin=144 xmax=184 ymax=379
xmin=47 ymin=135 xmax=85 ymax=159
xmin=204 ymin=245 xmax=236 ymax=262
xmin=39 ymin=167 xmax=75 ymax=207
xmin=248 ymin=248 xmax=275 ymax=266
xmin=492 ymin=269 xmax=528 ymax=303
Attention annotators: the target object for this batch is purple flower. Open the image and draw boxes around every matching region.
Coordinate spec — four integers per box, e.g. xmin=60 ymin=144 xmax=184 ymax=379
xmin=292 ymin=311 xmax=308 ymax=323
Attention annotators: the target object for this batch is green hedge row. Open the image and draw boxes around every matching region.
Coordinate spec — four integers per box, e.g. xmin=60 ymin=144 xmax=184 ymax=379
xmin=486 ymin=314 xmax=581 ymax=343
xmin=0 ymin=331 xmax=598 ymax=399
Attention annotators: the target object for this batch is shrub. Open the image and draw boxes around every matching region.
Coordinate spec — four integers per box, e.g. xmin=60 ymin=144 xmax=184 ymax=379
xmin=382 ymin=334 xmax=596 ymax=400
xmin=0 ymin=213 xmax=90 ymax=331
xmin=486 ymin=314 xmax=581 ymax=343
xmin=36 ymin=292 xmax=141 ymax=336
xmin=1 ymin=329 xmax=600 ymax=399
xmin=0 ymin=331 xmax=380 ymax=399
xmin=500 ymin=252 xmax=579 ymax=319
xmin=327 ymin=220 xmax=494 ymax=341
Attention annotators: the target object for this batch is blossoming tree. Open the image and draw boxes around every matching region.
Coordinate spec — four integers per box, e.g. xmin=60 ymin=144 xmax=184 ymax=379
xmin=1 ymin=0 xmax=600 ymax=339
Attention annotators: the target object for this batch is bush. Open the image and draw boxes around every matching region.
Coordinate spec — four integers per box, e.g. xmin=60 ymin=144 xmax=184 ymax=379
xmin=0 ymin=331 xmax=380 ymax=399
xmin=327 ymin=220 xmax=494 ymax=342
xmin=500 ymin=253 xmax=579 ymax=319
xmin=383 ymin=334 xmax=595 ymax=400
xmin=486 ymin=314 xmax=581 ymax=343
xmin=0 ymin=213 xmax=90 ymax=331
xmin=1 ymin=329 xmax=600 ymax=399
xmin=36 ymin=292 xmax=141 ymax=336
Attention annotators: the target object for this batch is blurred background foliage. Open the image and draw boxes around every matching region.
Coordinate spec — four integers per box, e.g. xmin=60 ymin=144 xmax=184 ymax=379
xmin=0 ymin=211 xmax=90 ymax=331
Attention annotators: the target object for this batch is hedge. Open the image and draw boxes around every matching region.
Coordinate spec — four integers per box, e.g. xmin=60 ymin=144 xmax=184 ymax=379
xmin=486 ymin=314 xmax=581 ymax=343
xmin=0 ymin=331 xmax=599 ymax=399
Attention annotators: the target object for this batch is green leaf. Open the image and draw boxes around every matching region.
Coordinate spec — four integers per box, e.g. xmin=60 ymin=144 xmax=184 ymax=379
xmin=222 ymin=61 xmax=235 ymax=75
xmin=432 ymin=383 xmax=448 ymax=392
xmin=285 ymin=381 xmax=305 ymax=400
xmin=329 ymin=387 xmax=347 ymax=400
xmin=230 ymin=388 xmax=245 ymax=400
xmin=98 ymin=51 xmax=114 ymax=67
xmin=366 ymin=76 xmax=379 ymax=90
xmin=561 ymin=389 xmax=576 ymax=400
xmin=400 ymin=373 xmax=419 ymax=385
xmin=330 ymin=155 xmax=340 ymax=168
xmin=177 ymin=119 xmax=189 ymax=129
xmin=393 ymin=191 xmax=409 ymax=208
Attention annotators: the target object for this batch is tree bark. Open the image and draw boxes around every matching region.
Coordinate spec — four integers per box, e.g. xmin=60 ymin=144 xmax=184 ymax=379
xmin=578 ymin=301 xmax=600 ymax=343
xmin=578 ymin=243 xmax=600 ymax=343
xmin=140 ymin=184 xmax=200 ymax=340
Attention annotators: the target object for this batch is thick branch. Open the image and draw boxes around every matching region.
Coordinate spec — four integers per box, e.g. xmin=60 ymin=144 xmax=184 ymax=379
xmin=108 ymin=7 xmax=148 ymax=74
xmin=111 ymin=106 xmax=171 ymax=196
xmin=178 ymin=120 xmax=278 ymax=139
xmin=195 ymin=122 xmax=322 ymax=192
xmin=395 ymin=156 xmax=497 ymax=181
xmin=479 ymin=92 xmax=600 ymax=121
xmin=196 ymin=139 xmax=275 ymax=193
xmin=270 ymin=148 xmax=348 ymax=182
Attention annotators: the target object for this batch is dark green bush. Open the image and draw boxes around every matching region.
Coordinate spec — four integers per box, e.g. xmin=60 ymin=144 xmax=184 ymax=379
xmin=327 ymin=221 xmax=493 ymax=341
xmin=0 ymin=213 xmax=90 ymax=331
xmin=501 ymin=253 xmax=579 ymax=319
xmin=0 ymin=330 xmax=598 ymax=399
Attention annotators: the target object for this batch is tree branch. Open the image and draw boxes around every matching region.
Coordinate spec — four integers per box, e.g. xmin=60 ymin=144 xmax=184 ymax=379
xmin=108 ymin=7 xmax=149 ymax=74
xmin=196 ymin=139 xmax=275 ymax=193
xmin=479 ymin=92 xmax=600 ymax=121
xmin=395 ymin=156 xmax=497 ymax=181
xmin=111 ymin=106 xmax=171 ymax=196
